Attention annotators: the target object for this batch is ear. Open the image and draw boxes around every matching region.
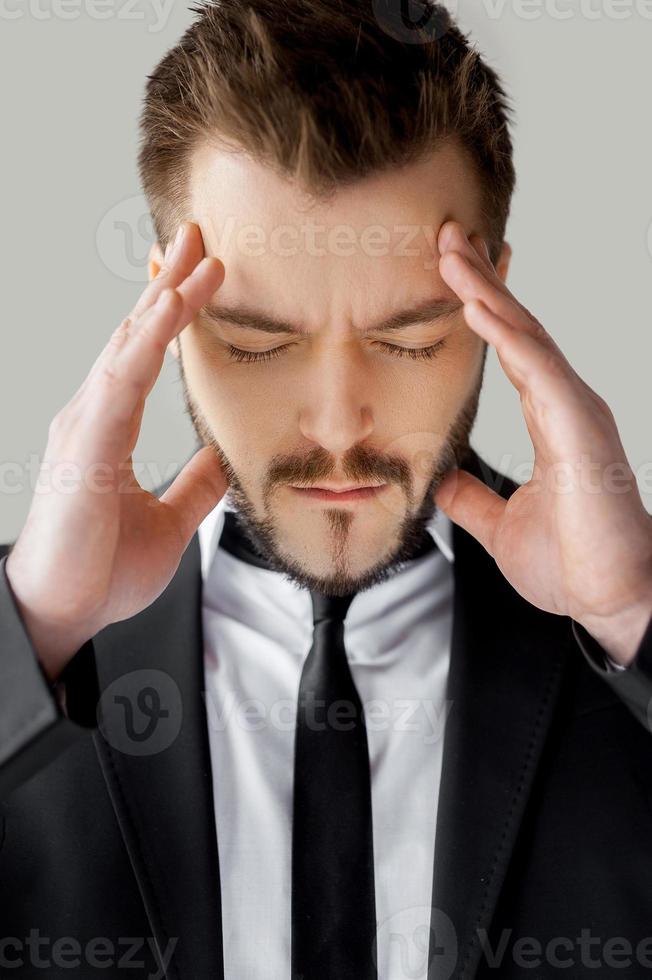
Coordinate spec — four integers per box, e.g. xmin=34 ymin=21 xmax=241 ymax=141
xmin=494 ymin=240 xmax=512 ymax=284
xmin=148 ymin=239 xmax=164 ymax=281
xmin=148 ymin=241 xmax=179 ymax=361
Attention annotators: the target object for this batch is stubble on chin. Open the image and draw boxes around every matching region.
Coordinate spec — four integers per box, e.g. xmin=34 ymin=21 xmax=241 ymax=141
xmin=177 ymin=347 xmax=485 ymax=594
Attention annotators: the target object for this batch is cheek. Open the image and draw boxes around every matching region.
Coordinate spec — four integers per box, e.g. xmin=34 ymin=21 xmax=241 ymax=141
xmin=181 ymin=327 xmax=296 ymax=455
xmin=182 ymin=320 xmax=482 ymax=464
xmin=385 ymin=330 xmax=480 ymax=419
xmin=378 ymin=334 xmax=482 ymax=483
xmin=421 ymin=325 xmax=484 ymax=415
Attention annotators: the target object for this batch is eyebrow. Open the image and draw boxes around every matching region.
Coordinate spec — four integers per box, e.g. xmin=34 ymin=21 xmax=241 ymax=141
xmin=200 ymin=297 xmax=463 ymax=336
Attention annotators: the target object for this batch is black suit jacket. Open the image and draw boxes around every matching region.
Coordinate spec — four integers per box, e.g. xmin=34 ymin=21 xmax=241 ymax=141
xmin=1 ymin=448 xmax=652 ymax=979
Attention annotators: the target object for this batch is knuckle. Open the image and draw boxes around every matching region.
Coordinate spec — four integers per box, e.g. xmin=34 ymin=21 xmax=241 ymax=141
xmin=132 ymin=276 xmax=168 ymax=317
xmin=100 ymin=362 xmax=121 ymax=388
xmin=47 ymin=411 xmax=64 ymax=439
xmin=541 ymin=347 xmax=567 ymax=379
xmin=115 ymin=315 xmax=133 ymax=338
xmin=103 ymin=318 xmax=133 ymax=356
xmin=47 ymin=404 xmax=77 ymax=443
xmin=159 ymin=286 xmax=182 ymax=310
xmin=586 ymin=387 xmax=614 ymax=422
xmin=157 ymin=263 xmax=172 ymax=280
xmin=134 ymin=321 xmax=169 ymax=358
xmin=527 ymin=316 xmax=547 ymax=340
xmin=520 ymin=305 xmax=543 ymax=330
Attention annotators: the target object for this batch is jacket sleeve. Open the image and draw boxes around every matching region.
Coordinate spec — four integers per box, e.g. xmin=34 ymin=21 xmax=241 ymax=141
xmin=0 ymin=551 xmax=100 ymax=800
xmin=572 ymin=614 xmax=652 ymax=732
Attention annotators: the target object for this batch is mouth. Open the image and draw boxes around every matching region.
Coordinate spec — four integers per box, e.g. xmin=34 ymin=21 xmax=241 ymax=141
xmin=287 ymin=483 xmax=388 ymax=503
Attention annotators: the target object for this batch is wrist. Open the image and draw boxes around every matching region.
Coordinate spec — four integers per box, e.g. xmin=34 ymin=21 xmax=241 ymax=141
xmin=577 ymin=597 xmax=652 ymax=669
xmin=4 ymin=555 xmax=94 ymax=683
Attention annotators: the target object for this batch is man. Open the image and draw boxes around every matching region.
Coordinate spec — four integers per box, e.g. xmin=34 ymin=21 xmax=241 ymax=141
xmin=1 ymin=1 xmax=652 ymax=978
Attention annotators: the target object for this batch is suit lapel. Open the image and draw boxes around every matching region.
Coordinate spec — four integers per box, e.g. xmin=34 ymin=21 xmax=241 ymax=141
xmin=428 ymin=450 xmax=572 ymax=979
xmin=91 ymin=532 xmax=224 ymax=980
xmin=86 ymin=447 xmax=573 ymax=980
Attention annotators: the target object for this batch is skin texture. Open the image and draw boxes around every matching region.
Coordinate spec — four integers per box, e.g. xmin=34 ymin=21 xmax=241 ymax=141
xmin=6 ymin=141 xmax=650 ymax=682
xmin=433 ymin=225 xmax=652 ymax=665
xmin=149 ymin=139 xmax=652 ymax=664
xmin=150 ymin=141 xmax=511 ymax=596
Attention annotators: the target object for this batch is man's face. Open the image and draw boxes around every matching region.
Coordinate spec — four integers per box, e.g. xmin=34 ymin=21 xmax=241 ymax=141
xmin=152 ymin=141 xmax=511 ymax=595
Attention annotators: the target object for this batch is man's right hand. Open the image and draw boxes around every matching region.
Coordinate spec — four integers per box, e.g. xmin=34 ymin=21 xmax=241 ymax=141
xmin=5 ymin=221 xmax=227 ymax=683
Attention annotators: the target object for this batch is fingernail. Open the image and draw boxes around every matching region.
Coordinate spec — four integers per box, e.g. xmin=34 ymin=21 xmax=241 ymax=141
xmin=156 ymin=287 xmax=176 ymax=309
xmin=439 ymin=223 xmax=457 ymax=254
xmin=476 ymin=237 xmax=492 ymax=263
xmin=167 ymin=222 xmax=186 ymax=261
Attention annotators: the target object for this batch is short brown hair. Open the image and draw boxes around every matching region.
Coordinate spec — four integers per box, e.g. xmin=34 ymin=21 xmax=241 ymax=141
xmin=138 ymin=0 xmax=516 ymax=264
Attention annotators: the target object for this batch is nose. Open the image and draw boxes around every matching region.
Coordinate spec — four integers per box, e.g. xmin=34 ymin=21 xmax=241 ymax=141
xmin=298 ymin=344 xmax=374 ymax=456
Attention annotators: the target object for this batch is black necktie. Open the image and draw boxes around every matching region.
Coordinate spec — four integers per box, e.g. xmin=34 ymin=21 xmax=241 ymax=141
xmin=218 ymin=510 xmax=436 ymax=980
xmin=291 ymin=588 xmax=377 ymax=980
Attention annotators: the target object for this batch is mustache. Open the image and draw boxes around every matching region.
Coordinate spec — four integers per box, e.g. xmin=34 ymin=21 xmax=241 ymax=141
xmin=264 ymin=444 xmax=413 ymax=499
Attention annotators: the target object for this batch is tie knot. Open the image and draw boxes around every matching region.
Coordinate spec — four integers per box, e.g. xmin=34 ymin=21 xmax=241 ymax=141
xmin=310 ymin=591 xmax=355 ymax=626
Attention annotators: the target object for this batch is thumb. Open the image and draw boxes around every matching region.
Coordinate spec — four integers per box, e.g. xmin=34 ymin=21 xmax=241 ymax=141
xmin=434 ymin=468 xmax=505 ymax=558
xmin=160 ymin=446 xmax=228 ymax=547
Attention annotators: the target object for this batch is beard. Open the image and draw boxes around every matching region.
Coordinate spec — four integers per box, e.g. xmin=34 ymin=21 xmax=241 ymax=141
xmin=177 ymin=346 xmax=486 ymax=596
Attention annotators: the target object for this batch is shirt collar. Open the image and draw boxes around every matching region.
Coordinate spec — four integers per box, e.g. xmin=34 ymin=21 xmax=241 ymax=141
xmin=197 ymin=489 xmax=454 ymax=584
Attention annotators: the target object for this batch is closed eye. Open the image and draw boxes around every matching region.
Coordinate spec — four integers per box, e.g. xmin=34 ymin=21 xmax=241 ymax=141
xmin=226 ymin=339 xmax=447 ymax=363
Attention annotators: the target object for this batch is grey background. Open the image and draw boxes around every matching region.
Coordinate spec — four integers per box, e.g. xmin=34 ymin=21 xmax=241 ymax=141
xmin=1 ymin=0 xmax=651 ymax=543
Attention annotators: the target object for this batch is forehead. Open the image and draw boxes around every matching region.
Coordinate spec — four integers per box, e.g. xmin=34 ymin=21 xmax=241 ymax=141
xmin=188 ymin=139 xmax=484 ymax=331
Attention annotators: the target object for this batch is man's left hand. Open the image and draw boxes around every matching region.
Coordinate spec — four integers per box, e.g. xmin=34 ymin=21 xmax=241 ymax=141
xmin=434 ymin=220 xmax=652 ymax=667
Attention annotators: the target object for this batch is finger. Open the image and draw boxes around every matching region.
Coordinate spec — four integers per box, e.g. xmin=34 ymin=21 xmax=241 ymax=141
xmin=75 ymin=290 xmax=185 ymax=461
xmin=438 ymin=221 xmax=539 ymax=331
xmin=470 ymin=234 xmax=493 ymax=270
xmin=464 ymin=299 xmax=618 ymax=466
xmin=131 ymin=220 xmax=206 ymax=320
xmin=434 ymin=468 xmax=506 ymax=558
xmin=159 ymin=446 xmax=228 ymax=550
xmin=463 ymin=298 xmax=578 ymax=402
xmin=79 ymin=257 xmax=224 ymax=459
xmin=79 ymin=221 xmax=207 ymax=397
xmin=439 ymin=221 xmax=513 ymax=298
xmin=105 ymin=256 xmax=223 ymax=416
xmin=440 ymin=246 xmax=533 ymax=335
xmin=116 ymin=255 xmax=224 ymax=385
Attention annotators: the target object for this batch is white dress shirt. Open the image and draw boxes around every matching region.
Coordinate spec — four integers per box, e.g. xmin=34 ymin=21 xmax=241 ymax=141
xmin=198 ymin=494 xmax=455 ymax=980
xmin=197 ymin=490 xmax=624 ymax=980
